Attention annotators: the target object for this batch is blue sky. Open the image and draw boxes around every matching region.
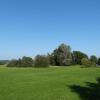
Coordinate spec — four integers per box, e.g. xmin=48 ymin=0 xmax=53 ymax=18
xmin=0 ymin=0 xmax=100 ymax=59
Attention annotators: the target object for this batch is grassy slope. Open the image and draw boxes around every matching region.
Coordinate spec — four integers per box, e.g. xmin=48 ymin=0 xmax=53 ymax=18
xmin=0 ymin=65 xmax=100 ymax=100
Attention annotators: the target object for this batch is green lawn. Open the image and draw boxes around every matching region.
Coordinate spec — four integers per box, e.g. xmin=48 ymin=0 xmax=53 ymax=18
xmin=0 ymin=65 xmax=100 ymax=100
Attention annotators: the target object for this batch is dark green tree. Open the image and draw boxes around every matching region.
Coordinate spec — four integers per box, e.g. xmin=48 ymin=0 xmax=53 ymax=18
xmin=7 ymin=56 xmax=34 ymax=67
xmin=0 ymin=60 xmax=9 ymax=65
xmin=72 ymin=51 xmax=88 ymax=65
xmin=7 ymin=59 xmax=18 ymax=67
xmin=97 ymin=58 xmax=100 ymax=65
xmin=47 ymin=53 xmax=56 ymax=66
xmin=34 ymin=55 xmax=49 ymax=68
xmin=81 ymin=58 xmax=92 ymax=67
xmin=90 ymin=55 xmax=97 ymax=64
xmin=52 ymin=43 xmax=72 ymax=66
xmin=20 ymin=56 xmax=34 ymax=67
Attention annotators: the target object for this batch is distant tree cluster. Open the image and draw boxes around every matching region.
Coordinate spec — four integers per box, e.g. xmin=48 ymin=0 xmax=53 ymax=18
xmin=7 ymin=56 xmax=34 ymax=67
xmin=7 ymin=55 xmax=49 ymax=68
xmin=81 ymin=58 xmax=95 ymax=67
xmin=7 ymin=43 xmax=100 ymax=68
xmin=48 ymin=44 xmax=100 ymax=67
xmin=72 ymin=51 xmax=88 ymax=65
xmin=34 ymin=55 xmax=49 ymax=68
xmin=0 ymin=60 xmax=9 ymax=65
xmin=48 ymin=43 xmax=72 ymax=66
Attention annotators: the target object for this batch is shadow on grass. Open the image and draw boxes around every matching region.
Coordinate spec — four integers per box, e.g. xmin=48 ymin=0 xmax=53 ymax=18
xmin=68 ymin=78 xmax=100 ymax=100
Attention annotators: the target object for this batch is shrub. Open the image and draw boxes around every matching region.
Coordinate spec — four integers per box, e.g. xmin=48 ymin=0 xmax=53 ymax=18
xmin=47 ymin=53 xmax=56 ymax=66
xmin=21 ymin=56 xmax=34 ymax=67
xmin=7 ymin=57 xmax=34 ymax=67
xmin=62 ymin=59 xmax=72 ymax=66
xmin=34 ymin=55 xmax=49 ymax=68
xmin=49 ymin=43 xmax=72 ymax=66
xmin=0 ymin=60 xmax=9 ymax=65
xmin=0 ymin=61 xmax=5 ymax=65
xmin=90 ymin=55 xmax=97 ymax=64
xmin=72 ymin=51 xmax=88 ymax=65
xmin=7 ymin=59 xmax=18 ymax=67
xmin=81 ymin=58 xmax=95 ymax=67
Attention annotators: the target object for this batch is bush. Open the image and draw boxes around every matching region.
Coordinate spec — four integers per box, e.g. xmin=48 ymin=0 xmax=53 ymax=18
xmin=72 ymin=51 xmax=88 ymax=65
xmin=34 ymin=55 xmax=49 ymax=68
xmin=62 ymin=59 xmax=72 ymax=66
xmin=21 ymin=56 xmax=34 ymax=67
xmin=47 ymin=53 xmax=56 ymax=66
xmin=0 ymin=61 xmax=5 ymax=65
xmin=50 ymin=43 xmax=72 ymax=66
xmin=7 ymin=59 xmax=18 ymax=67
xmin=0 ymin=60 xmax=9 ymax=65
xmin=90 ymin=55 xmax=97 ymax=64
xmin=7 ymin=57 xmax=34 ymax=67
xmin=81 ymin=58 xmax=95 ymax=67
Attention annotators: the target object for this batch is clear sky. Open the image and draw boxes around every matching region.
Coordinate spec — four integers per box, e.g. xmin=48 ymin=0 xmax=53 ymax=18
xmin=0 ymin=0 xmax=100 ymax=59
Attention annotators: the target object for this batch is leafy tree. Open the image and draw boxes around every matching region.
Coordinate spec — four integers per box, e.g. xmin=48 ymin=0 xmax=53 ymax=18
xmin=97 ymin=58 xmax=100 ymax=65
xmin=0 ymin=61 xmax=5 ymax=65
xmin=81 ymin=58 xmax=92 ymax=67
xmin=90 ymin=55 xmax=97 ymax=64
xmin=47 ymin=53 xmax=56 ymax=66
xmin=52 ymin=43 xmax=72 ymax=66
xmin=7 ymin=57 xmax=34 ymax=67
xmin=0 ymin=60 xmax=9 ymax=65
xmin=34 ymin=55 xmax=49 ymax=68
xmin=72 ymin=51 xmax=88 ymax=65
xmin=21 ymin=56 xmax=34 ymax=67
xmin=81 ymin=58 xmax=96 ymax=67
xmin=7 ymin=59 xmax=18 ymax=67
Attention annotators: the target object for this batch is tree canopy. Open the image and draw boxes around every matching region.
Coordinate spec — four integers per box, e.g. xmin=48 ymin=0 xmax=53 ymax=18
xmin=49 ymin=43 xmax=72 ymax=66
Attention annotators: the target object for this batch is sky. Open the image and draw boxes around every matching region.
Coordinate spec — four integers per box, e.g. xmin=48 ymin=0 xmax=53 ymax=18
xmin=0 ymin=0 xmax=100 ymax=59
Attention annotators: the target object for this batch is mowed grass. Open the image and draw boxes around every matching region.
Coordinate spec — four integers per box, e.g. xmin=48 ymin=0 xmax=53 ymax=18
xmin=0 ymin=65 xmax=100 ymax=100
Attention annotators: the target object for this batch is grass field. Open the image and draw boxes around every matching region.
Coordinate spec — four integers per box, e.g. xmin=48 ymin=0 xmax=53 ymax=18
xmin=0 ymin=65 xmax=100 ymax=100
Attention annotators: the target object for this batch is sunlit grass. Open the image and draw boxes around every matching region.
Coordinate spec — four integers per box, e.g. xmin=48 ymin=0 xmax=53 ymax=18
xmin=0 ymin=65 xmax=100 ymax=100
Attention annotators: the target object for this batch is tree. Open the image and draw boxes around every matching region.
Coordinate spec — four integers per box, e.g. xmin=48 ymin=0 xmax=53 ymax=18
xmin=7 ymin=56 xmax=34 ymax=67
xmin=72 ymin=51 xmax=88 ymax=65
xmin=7 ymin=59 xmax=18 ymax=67
xmin=21 ymin=56 xmax=34 ymax=67
xmin=0 ymin=60 xmax=9 ymax=65
xmin=81 ymin=58 xmax=96 ymax=67
xmin=97 ymin=58 xmax=100 ymax=65
xmin=0 ymin=61 xmax=5 ymax=65
xmin=81 ymin=58 xmax=92 ymax=67
xmin=90 ymin=55 xmax=97 ymax=64
xmin=47 ymin=53 xmax=56 ymax=66
xmin=34 ymin=55 xmax=49 ymax=68
xmin=52 ymin=43 xmax=72 ymax=66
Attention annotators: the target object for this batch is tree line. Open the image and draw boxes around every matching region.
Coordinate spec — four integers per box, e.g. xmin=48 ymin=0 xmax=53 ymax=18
xmin=6 ymin=43 xmax=100 ymax=68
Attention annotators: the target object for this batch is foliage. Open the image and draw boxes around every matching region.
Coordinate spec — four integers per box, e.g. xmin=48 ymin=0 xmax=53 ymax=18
xmin=7 ymin=59 xmax=18 ymax=67
xmin=64 ymin=59 xmax=72 ymax=66
xmin=47 ymin=53 xmax=56 ymax=66
xmin=0 ymin=61 xmax=5 ymax=65
xmin=7 ymin=56 xmax=34 ymax=67
xmin=97 ymin=58 xmax=100 ymax=65
xmin=90 ymin=55 xmax=97 ymax=63
xmin=72 ymin=51 xmax=88 ymax=65
xmin=34 ymin=55 xmax=49 ymax=68
xmin=81 ymin=58 xmax=96 ymax=67
xmin=51 ymin=43 xmax=72 ymax=66
xmin=20 ymin=56 xmax=34 ymax=67
xmin=5 ymin=43 xmax=99 ymax=67
xmin=0 ymin=60 xmax=9 ymax=65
